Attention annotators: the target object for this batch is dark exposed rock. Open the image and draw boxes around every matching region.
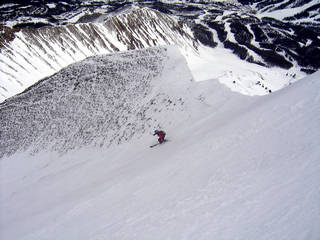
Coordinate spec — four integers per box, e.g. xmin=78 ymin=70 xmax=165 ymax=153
xmin=0 ymin=25 xmax=20 ymax=48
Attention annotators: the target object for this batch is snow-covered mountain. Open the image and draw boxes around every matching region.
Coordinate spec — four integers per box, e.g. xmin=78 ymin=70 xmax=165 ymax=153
xmin=1 ymin=46 xmax=319 ymax=239
xmin=0 ymin=8 xmax=197 ymax=102
xmin=0 ymin=46 xmax=192 ymax=158
xmin=1 ymin=0 xmax=319 ymax=102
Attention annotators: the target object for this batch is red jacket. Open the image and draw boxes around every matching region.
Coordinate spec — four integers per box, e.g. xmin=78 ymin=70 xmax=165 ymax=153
xmin=156 ymin=131 xmax=164 ymax=139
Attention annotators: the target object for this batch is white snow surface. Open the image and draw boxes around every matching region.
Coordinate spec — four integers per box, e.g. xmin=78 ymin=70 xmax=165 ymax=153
xmin=184 ymin=44 xmax=304 ymax=96
xmin=1 ymin=46 xmax=320 ymax=240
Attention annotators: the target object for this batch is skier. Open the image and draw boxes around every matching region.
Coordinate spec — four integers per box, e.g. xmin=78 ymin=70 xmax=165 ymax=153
xmin=153 ymin=130 xmax=166 ymax=144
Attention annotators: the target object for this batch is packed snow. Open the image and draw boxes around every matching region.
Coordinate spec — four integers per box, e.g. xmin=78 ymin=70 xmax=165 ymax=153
xmin=1 ymin=46 xmax=319 ymax=240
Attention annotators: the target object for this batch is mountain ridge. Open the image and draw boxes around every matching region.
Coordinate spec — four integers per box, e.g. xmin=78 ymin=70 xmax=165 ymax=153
xmin=0 ymin=46 xmax=192 ymax=158
xmin=0 ymin=8 xmax=197 ymax=102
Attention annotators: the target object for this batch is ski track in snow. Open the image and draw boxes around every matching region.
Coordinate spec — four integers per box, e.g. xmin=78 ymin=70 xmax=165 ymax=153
xmin=0 ymin=46 xmax=320 ymax=240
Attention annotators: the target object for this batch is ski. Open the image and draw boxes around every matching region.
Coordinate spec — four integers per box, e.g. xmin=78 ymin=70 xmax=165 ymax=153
xmin=149 ymin=139 xmax=168 ymax=148
xmin=149 ymin=143 xmax=160 ymax=148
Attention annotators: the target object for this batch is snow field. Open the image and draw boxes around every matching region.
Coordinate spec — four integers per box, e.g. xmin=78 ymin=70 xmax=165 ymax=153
xmin=185 ymin=45 xmax=306 ymax=95
xmin=1 ymin=46 xmax=320 ymax=240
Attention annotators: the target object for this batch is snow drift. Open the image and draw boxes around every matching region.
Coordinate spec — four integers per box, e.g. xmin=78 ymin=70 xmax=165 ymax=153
xmin=1 ymin=46 xmax=320 ymax=239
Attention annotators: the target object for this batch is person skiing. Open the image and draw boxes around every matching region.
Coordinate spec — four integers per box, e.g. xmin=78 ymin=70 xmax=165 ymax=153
xmin=153 ymin=130 xmax=166 ymax=144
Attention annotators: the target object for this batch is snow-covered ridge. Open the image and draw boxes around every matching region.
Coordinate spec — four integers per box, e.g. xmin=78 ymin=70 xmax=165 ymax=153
xmin=0 ymin=8 xmax=198 ymax=101
xmin=0 ymin=46 xmax=192 ymax=158
xmin=0 ymin=8 xmax=197 ymax=103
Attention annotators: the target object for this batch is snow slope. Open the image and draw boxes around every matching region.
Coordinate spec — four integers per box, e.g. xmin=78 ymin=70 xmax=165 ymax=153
xmin=0 ymin=46 xmax=192 ymax=157
xmin=1 ymin=46 xmax=320 ymax=239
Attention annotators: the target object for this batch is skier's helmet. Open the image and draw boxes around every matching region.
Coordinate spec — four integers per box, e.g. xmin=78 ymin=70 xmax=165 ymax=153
xmin=154 ymin=130 xmax=159 ymax=134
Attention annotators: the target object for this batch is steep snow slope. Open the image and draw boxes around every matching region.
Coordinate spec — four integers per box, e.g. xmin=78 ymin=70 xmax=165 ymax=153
xmin=0 ymin=46 xmax=192 ymax=158
xmin=1 ymin=47 xmax=320 ymax=239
